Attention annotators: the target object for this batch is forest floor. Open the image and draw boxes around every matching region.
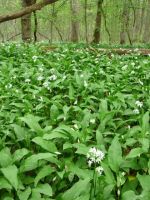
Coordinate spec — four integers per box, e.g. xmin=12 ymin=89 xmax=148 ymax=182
xmin=0 ymin=43 xmax=150 ymax=200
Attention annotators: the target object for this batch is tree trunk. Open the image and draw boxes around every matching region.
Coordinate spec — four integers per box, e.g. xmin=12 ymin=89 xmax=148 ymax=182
xmin=92 ymin=0 xmax=103 ymax=43
xmin=84 ymin=0 xmax=88 ymax=43
xmin=120 ymin=0 xmax=128 ymax=44
xmin=21 ymin=0 xmax=33 ymax=42
xmin=70 ymin=0 xmax=79 ymax=42
xmin=142 ymin=0 xmax=150 ymax=43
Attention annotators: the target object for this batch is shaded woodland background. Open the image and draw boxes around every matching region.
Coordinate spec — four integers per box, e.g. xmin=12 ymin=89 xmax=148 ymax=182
xmin=0 ymin=0 xmax=150 ymax=44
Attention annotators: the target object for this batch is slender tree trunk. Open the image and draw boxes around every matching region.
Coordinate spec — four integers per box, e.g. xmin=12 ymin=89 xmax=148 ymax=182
xmin=21 ymin=0 xmax=33 ymax=42
xmin=142 ymin=0 xmax=150 ymax=43
xmin=70 ymin=0 xmax=79 ymax=42
xmin=84 ymin=0 xmax=88 ymax=43
xmin=92 ymin=0 xmax=103 ymax=43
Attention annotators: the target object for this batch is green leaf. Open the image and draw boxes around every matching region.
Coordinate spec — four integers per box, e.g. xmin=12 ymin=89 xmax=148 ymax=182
xmin=142 ymin=112 xmax=149 ymax=136
xmin=34 ymin=165 xmax=54 ymax=187
xmin=33 ymin=183 xmax=52 ymax=196
xmin=17 ymin=187 xmax=31 ymax=200
xmin=62 ymin=178 xmax=91 ymax=200
xmin=122 ymin=190 xmax=137 ymax=200
xmin=13 ymin=148 xmax=29 ymax=162
xmin=12 ymin=124 xmax=26 ymax=141
xmin=69 ymin=84 xmax=75 ymax=100
xmin=20 ymin=153 xmax=54 ymax=172
xmin=0 ymin=177 xmax=12 ymax=190
xmin=32 ymin=136 xmax=57 ymax=153
xmin=1 ymin=165 xmax=18 ymax=190
xmin=20 ymin=114 xmax=43 ymax=136
xmin=0 ymin=148 xmax=12 ymax=167
xmin=137 ymin=174 xmax=150 ymax=191
xmin=50 ymin=104 xmax=59 ymax=123
xmin=73 ymin=143 xmax=90 ymax=155
xmin=126 ymin=148 xmax=144 ymax=159
xmin=108 ymin=136 xmax=122 ymax=172
xmin=101 ymin=162 xmax=116 ymax=185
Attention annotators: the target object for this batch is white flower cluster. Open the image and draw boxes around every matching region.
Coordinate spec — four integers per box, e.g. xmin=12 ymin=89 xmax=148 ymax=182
xmin=87 ymin=147 xmax=105 ymax=175
xmin=133 ymin=100 xmax=143 ymax=115
xmin=135 ymin=100 xmax=143 ymax=108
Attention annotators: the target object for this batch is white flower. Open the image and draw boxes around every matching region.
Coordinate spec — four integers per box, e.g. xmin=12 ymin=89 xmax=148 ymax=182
xmin=37 ymin=76 xmax=44 ymax=81
xmin=96 ymin=166 xmax=104 ymax=175
xmin=87 ymin=147 xmax=105 ymax=167
xmin=84 ymin=80 xmax=88 ymax=87
xmin=32 ymin=55 xmax=38 ymax=62
xmin=39 ymin=96 xmax=43 ymax=102
xmin=5 ymin=83 xmax=12 ymax=89
xmin=50 ymin=68 xmax=55 ymax=73
xmin=39 ymin=67 xmax=44 ymax=72
xmin=88 ymin=160 xmax=93 ymax=167
xmin=73 ymin=124 xmax=78 ymax=129
xmin=131 ymin=71 xmax=135 ymax=74
xmin=25 ymin=79 xmax=31 ymax=83
xmin=43 ymin=81 xmax=49 ymax=88
xmin=131 ymin=62 xmax=135 ymax=66
xmin=122 ymin=65 xmax=128 ymax=70
xmin=133 ymin=109 xmax=140 ymax=115
xmin=80 ymin=74 xmax=84 ymax=78
xmin=74 ymin=100 xmax=78 ymax=105
xmin=90 ymin=119 xmax=96 ymax=124
xmin=135 ymin=100 xmax=143 ymax=108
xmin=49 ymin=75 xmax=57 ymax=81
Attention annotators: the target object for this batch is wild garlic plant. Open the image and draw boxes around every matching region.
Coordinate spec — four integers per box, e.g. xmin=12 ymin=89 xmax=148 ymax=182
xmin=87 ymin=147 xmax=105 ymax=199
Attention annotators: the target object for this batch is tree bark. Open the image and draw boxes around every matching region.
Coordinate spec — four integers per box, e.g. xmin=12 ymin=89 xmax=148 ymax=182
xmin=21 ymin=0 xmax=33 ymax=42
xmin=0 ymin=0 xmax=59 ymax=23
xmin=92 ymin=0 xmax=103 ymax=43
xmin=142 ymin=0 xmax=150 ymax=43
xmin=70 ymin=0 xmax=79 ymax=42
xmin=120 ymin=0 xmax=132 ymax=45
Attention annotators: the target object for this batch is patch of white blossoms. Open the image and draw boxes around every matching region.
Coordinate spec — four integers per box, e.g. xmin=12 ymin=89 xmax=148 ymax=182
xmin=87 ymin=147 xmax=105 ymax=175
xmin=133 ymin=100 xmax=143 ymax=115
xmin=135 ymin=100 xmax=143 ymax=108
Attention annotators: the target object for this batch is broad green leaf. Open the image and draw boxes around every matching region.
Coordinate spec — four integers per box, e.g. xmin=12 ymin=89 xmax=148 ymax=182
xmin=137 ymin=174 xmax=150 ymax=191
xmin=108 ymin=136 xmax=122 ymax=172
xmin=126 ymin=148 xmax=144 ymax=159
xmin=73 ymin=143 xmax=89 ymax=155
xmin=50 ymin=104 xmax=59 ymax=123
xmin=101 ymin=162 xmax=116 ymax=185
xmin=13 ymin=148 xmax=29 ymax=162
xmin=20 ymin=153 xmax=54 ymax=172
xmin=12 ymin=124 xmax=26 ymax=141
xmin=0 ymin=177 xmax=12 ymax=190
xmin=34 ymin=165 xmax=54 ymax=187
xmin=62 ymin=178 xmax=91 ymax=200
xmin=33 ymin=183 xmax=52 ymax=196
xmin=69 ymin=83 xmax=75 ymax=100
xmin=32 ymin=136 xmax=57 ymax=153
xmin=0 ymin=148 xmax=12 ymax=167
xmin=20 ymin=114 xmax=43 ymax=136
xmin=1 ymin=165 xmax=18 ymax=190
xmin=141 ymin=112 xmax=149 ymax=136
xmin=17 ymin=187 xmax=31 ymax=200
xmin=122 ymin=190 xmax=137 ymax=200
xmin=96 ymin=130 xmax=104 ymax=145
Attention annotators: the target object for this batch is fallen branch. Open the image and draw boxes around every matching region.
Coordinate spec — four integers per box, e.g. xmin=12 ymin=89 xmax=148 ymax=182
xmin=0 ymin=0 xmax=59 ymax=23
